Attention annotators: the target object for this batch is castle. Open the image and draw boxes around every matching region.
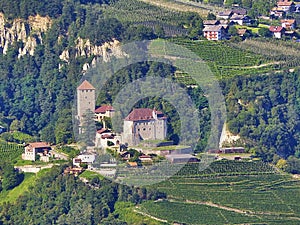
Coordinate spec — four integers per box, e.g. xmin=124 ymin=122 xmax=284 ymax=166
xmin=122 ymin=108 xmax=167 ymax=146
xmin=77 ymin=80 xmax=167 ymax=147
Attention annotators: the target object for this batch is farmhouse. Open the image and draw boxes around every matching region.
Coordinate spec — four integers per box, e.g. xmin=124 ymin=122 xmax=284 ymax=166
xmin=277 ymin=0 xmax=295 ymax=12
xmin=203 ymin=25 xmax=226 ymax=40
xmin=122 ymin=108 xmax=167 ymax=146
xmin=22 ymin=142 xmax=51 ymax=161
xmin=269 ymin=26 xmax=285 ymax=38
xmin=230 ymin=15 xmax=251 ymax=26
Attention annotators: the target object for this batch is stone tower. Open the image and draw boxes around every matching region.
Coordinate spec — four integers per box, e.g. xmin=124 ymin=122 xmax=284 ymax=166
xmin=77 ymin=80 xmax=95 ymax=125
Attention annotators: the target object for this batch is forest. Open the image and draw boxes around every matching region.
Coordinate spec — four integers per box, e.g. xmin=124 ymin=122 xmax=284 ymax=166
xmin=0 ymin=165 xmax=166 ymax=224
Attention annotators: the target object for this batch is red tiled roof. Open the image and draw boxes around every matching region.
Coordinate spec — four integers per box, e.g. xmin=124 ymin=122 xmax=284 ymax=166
xmin=97 ymin=128 xmax=110 ymax=134
xmin=277 ymin=0 xmax=293 ymax=6
xmin=125 ymin=108 xmax=165 ymax=121
xmin=77 ymin=80 xmax=95 ymax=90
xmin=101 ymin=134 xmax=114 ymax=139
xmin=269 ymin=26 xmax=284 ymax=32
xmin=95 ymin=105 xmax=114 ymax=113
xmin=128 ymin=162 xmax=138 ymax=167
xmin=203 ymin=25 xmax=224 ymax=32
xmin=29 ymin=142 xmax=50 ymax=148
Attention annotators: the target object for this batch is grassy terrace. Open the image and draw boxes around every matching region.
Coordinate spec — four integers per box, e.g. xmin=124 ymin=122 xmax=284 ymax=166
xmin=0 ymin=169 xmax=50 ymax=204
xmin=79 ymin=170 xmax=105 ymax=181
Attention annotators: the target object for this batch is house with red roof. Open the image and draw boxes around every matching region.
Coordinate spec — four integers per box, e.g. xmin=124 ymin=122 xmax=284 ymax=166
xmin=22 ymin=142 xmax=51 ymax=161
xmin=95 ymin=128 xmax=121 ymax=148
xmin=203 ymin=25 xmax=226 ymax=40
xmin=277 ymin=0 xmax=295 ymax=12
xmin=269 ymin=26 xmax=285 ymax=38
xmin=95 ymin=105 xmax=115 ymax=121
xmin=123 ymin=108 xmax=167 ymax=146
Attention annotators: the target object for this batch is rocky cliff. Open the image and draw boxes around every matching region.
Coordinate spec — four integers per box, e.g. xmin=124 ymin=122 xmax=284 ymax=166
xmin=0 ymin=13 xmax=52 ymax=57
xmin=0 ymin=12 xmax=127 ymax=71
xmin=60 ymin=38 xmax=128 ymax=71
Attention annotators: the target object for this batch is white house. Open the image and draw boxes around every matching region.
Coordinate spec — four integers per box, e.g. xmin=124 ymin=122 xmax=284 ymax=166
xmin=22 ymin=142 xmax=51 ymax=161
xmin=203 ymin=25 xmax=226 ymax=40
xmin=95 ymin=105 xmax=115 ymax=121
xmin=73 ymin=152 xmax=96 ymax=168
xmin=230 ymin=15 xmax=251 ymax=25
xmin=95 ymin=128 xmax=121 ymax=148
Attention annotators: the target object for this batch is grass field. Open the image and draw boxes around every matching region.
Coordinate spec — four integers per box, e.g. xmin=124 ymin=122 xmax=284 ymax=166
xmin=79 ymin=170 xmax=105 ymax=181
xmin=0 ymin=169 xmax=50 ymax=204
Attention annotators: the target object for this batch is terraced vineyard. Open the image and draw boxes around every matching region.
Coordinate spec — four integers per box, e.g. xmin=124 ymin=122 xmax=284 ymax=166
xmin=0 ymin=141 xmax=23 ymax=163
xmin=170 ymin=38 xmax=278 ymax=79
xmin=103 ymin=0 xmax=187 ymax=26
xmin=136 ymin=161 xmax=300 ymax=224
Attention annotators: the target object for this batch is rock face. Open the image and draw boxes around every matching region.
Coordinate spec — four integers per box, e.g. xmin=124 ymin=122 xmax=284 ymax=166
xmin=0 ymin=12 xmax=127 ymax=71
xmin=60 ymin=38 xmax=128 ymax=71
xmin=0 ymin=13 xmax=52 ymax=57
xmin=219 ymin=123 xmax=240 ymax=148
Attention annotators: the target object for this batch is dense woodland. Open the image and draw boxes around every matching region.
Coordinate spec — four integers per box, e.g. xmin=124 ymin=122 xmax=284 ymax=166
xmin=0 ymin=162 xmax=23 ymax=192
xmin=0 ymin=165 xmax=166 ymax=224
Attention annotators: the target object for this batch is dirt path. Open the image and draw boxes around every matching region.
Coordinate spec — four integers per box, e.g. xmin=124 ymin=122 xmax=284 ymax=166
xmin=242 ymin=61 xmax=282 ymax=69
xmin=134 ymin=206 xmax=168 ymax=223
